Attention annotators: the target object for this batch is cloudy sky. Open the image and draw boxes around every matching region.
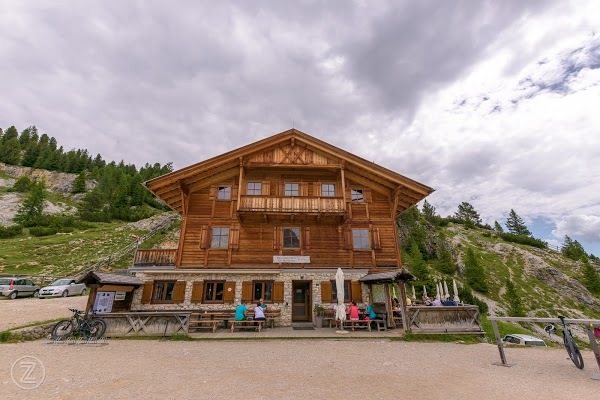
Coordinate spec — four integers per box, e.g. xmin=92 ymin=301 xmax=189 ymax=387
xmin=1 ymin=1 xmax=599 ymax=254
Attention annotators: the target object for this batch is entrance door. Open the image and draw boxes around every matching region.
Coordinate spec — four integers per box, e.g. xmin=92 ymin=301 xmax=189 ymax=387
xmin=292 ymin=281 xmax=311 ymax=322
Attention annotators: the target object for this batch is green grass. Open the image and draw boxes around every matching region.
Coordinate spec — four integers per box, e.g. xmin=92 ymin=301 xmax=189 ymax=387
xmin=395 ymin=333 xmax=484 ymax=344
xmin=0 ymin=330 xmax=24 ymax=343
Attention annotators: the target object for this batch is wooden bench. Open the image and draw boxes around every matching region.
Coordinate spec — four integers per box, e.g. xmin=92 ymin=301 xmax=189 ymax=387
xmin=342 ymin=320 xmax=372 ymax=332
xmin=230 ymin=320 xmax=264 ymax=332
xmin=392 ymin=316 xmax=404 ymax=328
xmin=189 ymin=320 xmax=220 ymax=333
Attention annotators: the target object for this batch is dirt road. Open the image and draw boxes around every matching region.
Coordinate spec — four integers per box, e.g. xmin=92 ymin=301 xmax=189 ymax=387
xmin=1 ymin=340 xmax=597 ymax=399
xmin=0 ymin=295 xmax=88 ymax=331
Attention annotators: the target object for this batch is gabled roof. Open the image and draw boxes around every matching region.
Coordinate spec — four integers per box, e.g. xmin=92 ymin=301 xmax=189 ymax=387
xmin=78 ymin=271 xmax=143 ymax=286
xmin=145 ymin=129 xmax=433 ymax=214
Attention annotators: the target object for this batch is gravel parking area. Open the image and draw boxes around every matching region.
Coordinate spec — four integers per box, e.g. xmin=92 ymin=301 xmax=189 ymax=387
xmin=0 ymin=295 xmax=88 ymax=331
xmin=1 ymin=340 xmax=598 ymax=399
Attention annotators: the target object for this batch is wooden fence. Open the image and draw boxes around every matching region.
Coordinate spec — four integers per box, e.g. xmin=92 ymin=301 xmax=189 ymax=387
xmin=407 ymin=305 xmax=483 ymax=334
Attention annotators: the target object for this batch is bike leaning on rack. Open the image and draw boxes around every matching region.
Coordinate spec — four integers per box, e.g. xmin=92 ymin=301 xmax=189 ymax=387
xmin=51 ymin=308 xmax=107 ymax=340
xmin=545 ymin=315 xmax=584 ymax=369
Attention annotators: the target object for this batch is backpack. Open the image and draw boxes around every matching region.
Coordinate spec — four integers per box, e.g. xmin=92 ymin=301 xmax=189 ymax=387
xmin=594 ymin=327 xmax=600 ymax=338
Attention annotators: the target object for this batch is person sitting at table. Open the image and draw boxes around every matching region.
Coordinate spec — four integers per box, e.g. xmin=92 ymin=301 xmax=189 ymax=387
xmin=348 ymin=301 xmax=360 ymax=320
xmin=235 ymin=300 xmax=247 ymax=321
xmin=259 ymin=298 xmax=267 ymax=310
xmin=253 ymin=302 xmax=266 ymax=326
xmin=364 ymin=302 xmax=376 ymax=320
xmin=424 ymin=297 xmax=434 ymax=306
xmin=433 ymin=297 xmax=443 ymax=306
xmin=443 ymin=298 xmax=457 ymax=306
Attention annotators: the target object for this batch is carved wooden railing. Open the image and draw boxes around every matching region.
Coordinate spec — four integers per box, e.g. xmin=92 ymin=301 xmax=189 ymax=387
xmin=133 ymin=249 xmax=177 ymax=267
xmin=238 ymin=196 xmax=346 ymax=214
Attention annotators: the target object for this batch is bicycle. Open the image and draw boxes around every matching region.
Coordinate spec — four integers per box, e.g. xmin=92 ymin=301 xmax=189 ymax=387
xmin=51 ymin=308 xmax=107 ymax=340
xmin=545 ymin=315 xmax=584 ymax=369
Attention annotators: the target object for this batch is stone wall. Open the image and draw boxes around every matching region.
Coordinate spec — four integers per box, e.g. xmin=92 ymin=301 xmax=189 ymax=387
xmin=131 ymin=269 xmax=373 ymax=326
xmin=11 ymin=323 xmax=55 ymax=341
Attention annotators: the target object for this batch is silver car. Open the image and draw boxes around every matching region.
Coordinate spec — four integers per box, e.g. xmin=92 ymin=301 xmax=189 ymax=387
xmin=39 ymin=278 xmax=87 ymax=298
xmin=0 ymin=277 xmax=40 ymax=299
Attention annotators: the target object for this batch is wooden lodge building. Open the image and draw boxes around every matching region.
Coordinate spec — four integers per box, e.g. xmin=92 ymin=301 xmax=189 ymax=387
xmin=129 ymin=129 xmax=434 ymax=326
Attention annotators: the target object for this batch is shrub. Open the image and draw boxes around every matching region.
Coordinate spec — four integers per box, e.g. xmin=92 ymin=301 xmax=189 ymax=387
xmin=499 ymin=233 xmax=547 ymax=249
xmin=458 ymin=284 xmax=489 ymax=314
xmin=12 ymin=176 xmax=33 ymax=192
xmin=29 ymin=226 xmax=59 ymax=236
xmin=0 ymin=225 xmax=22 ymax=238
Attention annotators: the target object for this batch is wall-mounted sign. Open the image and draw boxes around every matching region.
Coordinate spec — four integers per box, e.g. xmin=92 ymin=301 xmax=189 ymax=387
xmin=93 ymin=291 xmax=115 ymax=313
xmin=273 ymin=256 xmax=310 ymax=264
xmin=115 ymin=291 xmax=126 ymax=301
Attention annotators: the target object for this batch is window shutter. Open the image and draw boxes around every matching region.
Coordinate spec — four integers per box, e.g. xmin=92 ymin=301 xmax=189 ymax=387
xmin=277 ymin=181 xmax=284 ymax=196
xmin=300 ymin=182 xmax=309 ymax=196
xmin=261 ymin=180 xmax=271 ymax=195
xmin=273 ymin=281 xmax=284 ymax=303
xmin=141 ymin=282 xmax=153 ymax=304
xmin=173 ymin=281 xmax=187 ymax=304
xmin=303 ymin=227 xmax=311 ymax=250
xmin=273 ymin=227 xmax=282 ymax=250
xmin=231 ymin=185 xmax=238 ymax=199
xmin=209 ymin=185 xmax=217 ymax=200
xmin=364 ymin=188 xmax=372 ymax=203
xmin=371 ymin=227 xmax=381 ymax=250
xmin=313 ymin=182 xmax=321 ymax=197
xmin=200 ymin=225 xmax=211 ymax=249
xmin=242 ymin=281 xmax=253 ymax=302
xmin=351 ymin=281 xmax=362 ymax=303
xmin=223 ymin=282 xmax=236 ymax=303
xmin=343 ymin=226 xmax=353 ymax=250
xmin=321 ymin=281 xmax=332 ymax=303
xmin=191 ymin=281 xmax=204 ymax=303
xmin=229 ymin=224 xmax=240 ymax=250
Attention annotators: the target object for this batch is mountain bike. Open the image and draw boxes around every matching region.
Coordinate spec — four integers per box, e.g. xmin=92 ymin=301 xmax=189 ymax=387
xmin=545 ymin=315 xmax=584 ymax=369
xmin=51 ymin=308 xmax=107 ymax=340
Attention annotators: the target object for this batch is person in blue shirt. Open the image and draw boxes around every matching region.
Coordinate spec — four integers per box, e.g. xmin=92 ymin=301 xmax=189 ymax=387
xmin=235 ymin=301 xmax=247 ymax=321
xmin=365 ymin=303 xmax=377 ymax=320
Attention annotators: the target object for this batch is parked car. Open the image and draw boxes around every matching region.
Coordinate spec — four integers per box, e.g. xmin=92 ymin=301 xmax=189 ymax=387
xmin=502 ymin=334 xmax=547 ymax=347
xmin=39 ymin=278 xmax=87 ymax=298
xmin=0 ymin=277 xmax=40 ymax=299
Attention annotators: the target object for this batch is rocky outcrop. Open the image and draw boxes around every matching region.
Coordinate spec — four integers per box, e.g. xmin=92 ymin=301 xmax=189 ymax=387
xmin=0 ymin=162 xmax=96 ymax=193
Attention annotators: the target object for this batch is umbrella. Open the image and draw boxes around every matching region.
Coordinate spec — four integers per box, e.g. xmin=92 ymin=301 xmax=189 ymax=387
xmin=412 ymin=285 xmax=416 ymax=301
xmin=435 ymin=281 xmax=441 ymax=300
xmin=453 ymin=279 xmax=460 ymax=303
xmin=443 ymin=280 xmax=450 ymax=301
xmin=335 ymin=268 xmax=347 ymax=333
xmin=423 ymin=285 xmax=427 ymax=300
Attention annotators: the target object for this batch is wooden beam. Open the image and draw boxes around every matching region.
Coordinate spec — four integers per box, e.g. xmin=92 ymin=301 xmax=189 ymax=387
xmin=344 ymin=170 xmax=393 ymax=196
xmin=179 ymin=180 xmax=190 ymax=197
xmin=237 ymin=158 xmax=243 ymax=211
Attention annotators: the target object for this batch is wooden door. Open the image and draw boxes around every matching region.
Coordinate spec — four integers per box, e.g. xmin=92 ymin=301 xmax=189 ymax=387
xmin=292 ymin=281 xmax=311 ymax=322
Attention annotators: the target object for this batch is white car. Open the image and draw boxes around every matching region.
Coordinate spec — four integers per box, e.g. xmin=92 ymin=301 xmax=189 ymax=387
xmin=502 ymin=334 xmax=547 ymax=347
xmin=39 ymin=278 xmax=86 ymax=298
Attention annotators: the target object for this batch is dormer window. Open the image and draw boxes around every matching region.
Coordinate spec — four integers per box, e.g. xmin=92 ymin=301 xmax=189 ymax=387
xmin=285 ymin=183 xmax=299 ymax=196
xmin=351 ymin=189 xmax=364 ymax=203
xmin=217 ymin=186 xmax=231 ymax=200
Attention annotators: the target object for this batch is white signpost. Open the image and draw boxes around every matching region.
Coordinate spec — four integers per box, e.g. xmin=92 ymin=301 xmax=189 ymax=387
xmin=273 ymin=256 xmax=310 ymax=264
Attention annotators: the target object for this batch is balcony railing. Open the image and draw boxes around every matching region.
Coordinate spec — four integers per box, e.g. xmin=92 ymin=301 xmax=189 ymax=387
xmin=238 ymin=195 xmax=346 ymax=214
xmin=133 ymin=249 xmax=177 ymax=267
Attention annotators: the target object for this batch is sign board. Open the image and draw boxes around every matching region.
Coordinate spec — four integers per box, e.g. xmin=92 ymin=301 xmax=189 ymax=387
xmin=273 ymin=256 xmax=310 ymax=264
xmin=115 ymin=291 xmax=126 ymax=301
xmin=93 ymin=291 xmax=115 ymax=313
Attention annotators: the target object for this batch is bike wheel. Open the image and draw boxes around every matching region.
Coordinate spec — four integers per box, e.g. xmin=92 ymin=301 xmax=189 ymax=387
xmin=51 ymin=320 xmax=74 ymax=340
xmin=84 ymin=319 xmax=106 ymax=339
xmin=564 ymin=335 xmax=585 ymax=369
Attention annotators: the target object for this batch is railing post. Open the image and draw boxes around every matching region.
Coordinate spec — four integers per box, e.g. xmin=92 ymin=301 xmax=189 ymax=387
xmin=491 ymin=319 xmax=513 ymax=367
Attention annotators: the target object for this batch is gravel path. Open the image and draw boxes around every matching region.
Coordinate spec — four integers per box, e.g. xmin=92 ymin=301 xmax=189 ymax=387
xmin=0 ymin=295 xmax=88 ymax=331
xmin=1 ymin=340 xmax=598 ymax=399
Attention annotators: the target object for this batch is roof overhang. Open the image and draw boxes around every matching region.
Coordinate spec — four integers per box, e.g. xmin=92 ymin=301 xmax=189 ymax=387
xmin=359 ymin=269 xmax=416 ymax=283
xmin=78 ymin=271 xmax=143 ymax=286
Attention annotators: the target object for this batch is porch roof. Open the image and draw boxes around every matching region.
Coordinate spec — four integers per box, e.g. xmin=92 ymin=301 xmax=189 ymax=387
xmin=78 ymin=271 xmax=143 ymax=286
xmin=359 ymin=269 xmax=415 ymax=283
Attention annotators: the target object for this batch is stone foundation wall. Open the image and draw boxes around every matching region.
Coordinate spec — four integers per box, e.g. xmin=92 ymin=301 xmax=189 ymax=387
xmin=131 ymin=269 xmax=372 ymax=326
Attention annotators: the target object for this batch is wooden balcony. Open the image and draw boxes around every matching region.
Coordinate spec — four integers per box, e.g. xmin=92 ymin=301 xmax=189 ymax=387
xmin=133 ymin=249 xmax=177 ymax=267
xmin=238 ymin=195 xmax=346 ymax=215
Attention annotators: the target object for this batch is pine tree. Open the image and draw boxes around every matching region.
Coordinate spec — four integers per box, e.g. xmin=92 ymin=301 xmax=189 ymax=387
xmin=493 ymin=221 xmax=504 ymax=233
xmin=504 ymin=278 xmax=525 ymax=316
xmin=454 ymin=202 xmax=481 ymax=227
xmin=1 ymin=126 xmax=19 ymax=143
xmin=505 ymin=209 xmax=531 ymax=236
xmin=562 ymin=235 xmax=586 ymax=260
xmin=582 ymin=256 xmax=600 ymax=294
xmin=14 ymin=181 xmax=46 ymax=226
xmin=71 ymin=170 xmax=87 ymax=194
xmin=409 ymin=240 xmax=429 ymax=281
xmin=21 ymin=142 xmax=40 ymax=167
xmin=13 ymin=176 xmax=33 ymax=192
xmin=422 ymin=200 xmax=437 ymax=221
xmin=0 ymin=138 xmax=21 ymax=165
xmin=437 ymin=246 xmax=457 ymax=275
xmin=463 ymin=248 xmax=488 ymax=293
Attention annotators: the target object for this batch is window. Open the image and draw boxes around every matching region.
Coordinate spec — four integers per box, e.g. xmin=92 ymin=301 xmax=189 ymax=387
xmin=331 ymin=280 xmax=351 ymax=303
xmin=247 ymin=182 xmax=262 ymax=195
xmin=285 ymin=183 xmax=299 ymax=196
xmin=283 ymin=228 xmax=300 ymax=248
xmin=321 ymin=183 xmax=335 ymax=197
xmin=351 ymin=189 xmax=364 ymax=203
xmin=211 ymin=227 xmax=229 ymax=248
xmin=217 ymin=186 xmax=231 ymax=200
xmin=352 ymin=229 xmax=370 ymax=249
xmin=253 ymin=281 xmax=273 ymax=302
xmin=153 ymin=281 xmax=175 ymax=303
xmin=204 ymin=281 xmax=224 ymax=303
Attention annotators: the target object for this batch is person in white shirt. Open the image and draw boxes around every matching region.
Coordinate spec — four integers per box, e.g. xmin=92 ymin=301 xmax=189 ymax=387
xmin=253 ymin=302 xmax=266 ymax=324
xmin=433 ymin=298 xmax=443 ymax=306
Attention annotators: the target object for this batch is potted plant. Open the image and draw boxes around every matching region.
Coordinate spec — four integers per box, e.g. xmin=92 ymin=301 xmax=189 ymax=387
xmin=313 ymin=304 xmax=325 ymax=328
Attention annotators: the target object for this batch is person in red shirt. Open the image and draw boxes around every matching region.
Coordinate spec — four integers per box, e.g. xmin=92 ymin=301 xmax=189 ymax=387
xmin=348 ymin=301 xmax=360 ymax=320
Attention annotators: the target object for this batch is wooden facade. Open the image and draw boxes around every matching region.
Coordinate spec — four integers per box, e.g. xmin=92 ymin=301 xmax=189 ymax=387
xmin=142 ymin=129 xmax=433 ymax=271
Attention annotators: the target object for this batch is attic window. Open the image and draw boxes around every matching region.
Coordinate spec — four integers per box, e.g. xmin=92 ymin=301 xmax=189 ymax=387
xmin=217 ymin=186 xmax=231 ymax=200
xmin=351 ymin=189 xmax=364 ymax=203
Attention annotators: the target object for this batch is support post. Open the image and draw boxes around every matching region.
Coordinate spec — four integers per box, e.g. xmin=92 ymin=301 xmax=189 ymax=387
xmin=398 ymin=280 xmax=409 ymax=333
xmin=585 ymin=324 xmax=600 ymax=380
xmin=491 ymin=320 xmax=513 ymax=367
